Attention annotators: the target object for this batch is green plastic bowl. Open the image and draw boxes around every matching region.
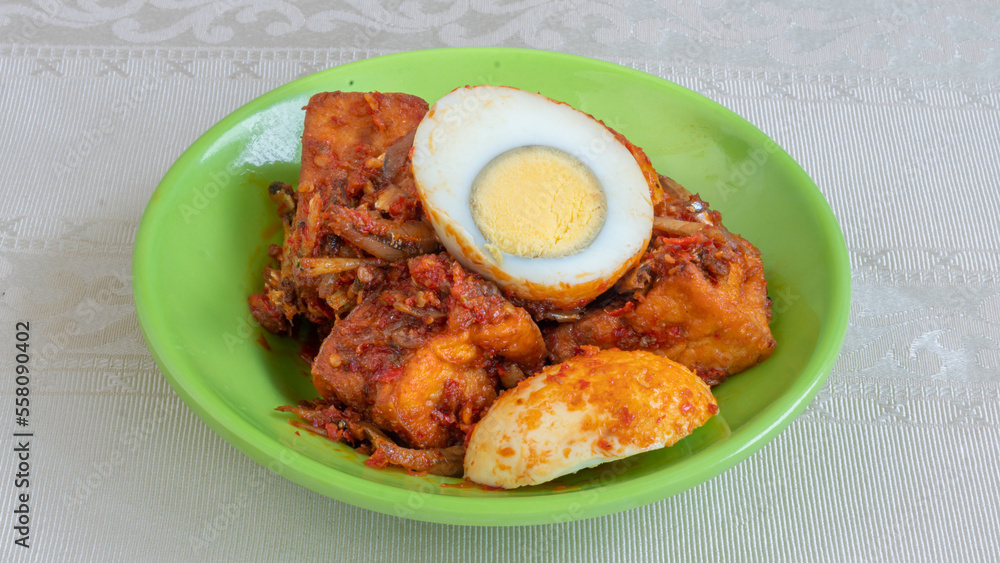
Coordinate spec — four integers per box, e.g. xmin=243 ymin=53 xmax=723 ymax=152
xmin=133 ymin=48 xmax=850 ymax=526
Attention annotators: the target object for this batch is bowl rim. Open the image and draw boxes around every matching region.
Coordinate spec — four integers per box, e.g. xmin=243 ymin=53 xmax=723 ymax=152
xmin=132 ymin=46 xmax=852 ymax=526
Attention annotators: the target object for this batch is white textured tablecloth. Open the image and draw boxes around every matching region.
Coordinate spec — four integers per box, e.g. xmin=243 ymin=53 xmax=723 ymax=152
xmin=2 ymin=2 xmax=999 ymax=561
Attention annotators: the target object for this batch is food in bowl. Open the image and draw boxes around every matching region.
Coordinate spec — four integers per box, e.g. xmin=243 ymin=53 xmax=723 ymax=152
xmin=249 ymin=88 xmax=775 ymax=487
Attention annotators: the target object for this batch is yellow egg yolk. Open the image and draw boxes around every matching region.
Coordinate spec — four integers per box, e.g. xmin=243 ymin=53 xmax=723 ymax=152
xmin=469 ymin=145 xmax=607 ymax=260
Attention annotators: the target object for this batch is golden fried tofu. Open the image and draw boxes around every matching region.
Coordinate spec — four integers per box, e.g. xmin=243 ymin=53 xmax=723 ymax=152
xmin=311 ymin=254 xmax=546 ymax=450
xmin=249 ymin=92 xmax=434 ymax=334
xmin=545 ymin=176 xmax=775 ymax=385
xmin=299 ymin=91 xmax=429 ymax=204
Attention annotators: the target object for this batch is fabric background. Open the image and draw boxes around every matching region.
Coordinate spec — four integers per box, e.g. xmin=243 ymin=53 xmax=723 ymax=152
xmin=1 ymin=1 xmax=998 ymax=561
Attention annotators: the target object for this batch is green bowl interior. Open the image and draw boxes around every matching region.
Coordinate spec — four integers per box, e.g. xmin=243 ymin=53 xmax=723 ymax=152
xmin=133 ymin=48 xmax=850 ymax=525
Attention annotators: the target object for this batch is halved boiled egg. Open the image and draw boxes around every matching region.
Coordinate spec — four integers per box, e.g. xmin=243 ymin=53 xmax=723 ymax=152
xmin=411 ymin=85 xmax=656 ymax=309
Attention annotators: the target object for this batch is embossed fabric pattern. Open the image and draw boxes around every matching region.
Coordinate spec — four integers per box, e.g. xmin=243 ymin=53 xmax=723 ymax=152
xmin=1 ymin=1 xmax=998 ymax=561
